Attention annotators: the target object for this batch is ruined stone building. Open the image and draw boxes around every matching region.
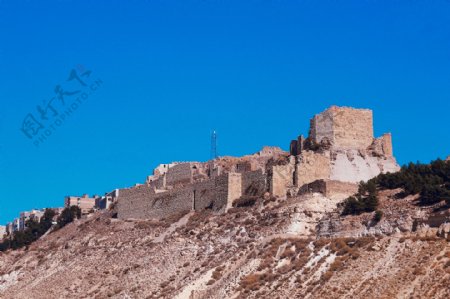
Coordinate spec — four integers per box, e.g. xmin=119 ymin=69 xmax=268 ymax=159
xmin=117 ymin=106 xmax=400 ymax=220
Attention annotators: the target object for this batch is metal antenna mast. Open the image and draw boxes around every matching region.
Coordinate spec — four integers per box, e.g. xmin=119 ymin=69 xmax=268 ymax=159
xmin=211 ymin=130 xmax=217 ymax=160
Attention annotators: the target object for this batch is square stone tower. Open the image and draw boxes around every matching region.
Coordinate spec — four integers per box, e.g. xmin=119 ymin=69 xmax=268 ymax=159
xmin=309 ymin=106 xmax=374 ymax=149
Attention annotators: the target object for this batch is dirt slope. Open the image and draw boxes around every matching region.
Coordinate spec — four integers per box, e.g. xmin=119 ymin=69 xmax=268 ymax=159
xmin=0 ymin=194 xmax=449 ymax=299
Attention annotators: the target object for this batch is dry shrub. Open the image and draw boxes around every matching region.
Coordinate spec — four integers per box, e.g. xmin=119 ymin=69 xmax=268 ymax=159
xmin=212 ymin=267 xmax=224 ymax=280
xmin=240 ymin=273 xmax=264 ymax=291
xmin=159 ymin=281 xmax=170 ymax=288
xmin=243 ymin=218 xmax=254 ymax=226
xmin=330 ymin=238 xmax=359 ymax=259
xmin=280 ymin=248 xmax=295 ymax=260
xmin=313 ymin=238 xmax=329 ymax=250
xmin=328 ymin=257 xmax=344 ymax=272
xmin=413 ymin=267 xmax=425 ymax=275
xmin=277 ymin=264 xmax=292 ymax=274
xmin=322 ymin=271 xmax=333 ymax=281
xmin=354 ymin=237 xmax=375 ymax=248
xmin=186 ymin=211 xmax=212 ymax=228
xmin=135 ymin=220 xmax=162 ymax=230
xmin=292 ymin=239 xmax=311 ymax=252
xmin=257 ymin=259 xmax=273 ymax=271
xmin=227 ymin=208 xmax=240 ymax=214
xmin=292 ymin=256 xmax=309 ymax=271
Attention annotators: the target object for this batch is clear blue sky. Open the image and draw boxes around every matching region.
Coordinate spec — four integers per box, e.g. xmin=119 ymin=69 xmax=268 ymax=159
xmin=0 ymin=0 xmax=449 ymax=224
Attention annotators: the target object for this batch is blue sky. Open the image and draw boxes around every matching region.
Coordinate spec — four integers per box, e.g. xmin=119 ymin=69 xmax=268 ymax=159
xmin=0 ymin=0 xmax=449 ymax=224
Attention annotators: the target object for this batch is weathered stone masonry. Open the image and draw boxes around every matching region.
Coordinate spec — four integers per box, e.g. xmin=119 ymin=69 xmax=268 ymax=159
xmin=118 ymin=106 xmax=401 ymax=220
xmin=118 ymin=172 xmax=246 ymax=220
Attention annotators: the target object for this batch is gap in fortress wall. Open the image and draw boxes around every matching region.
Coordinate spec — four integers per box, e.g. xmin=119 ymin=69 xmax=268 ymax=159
xmin=118 ymin=106 xmax=400 ymax=220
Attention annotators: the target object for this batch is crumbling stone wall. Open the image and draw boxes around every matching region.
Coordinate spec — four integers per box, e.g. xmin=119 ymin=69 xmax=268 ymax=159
xmin=323 ymin=180 xmax=359 ymax=199
xmin=117 ymin=182 xmax=195 ymax=220
xmin=369 ymin=133 xmax=393 ymax=157
xmin=310 ymin=106 xmax=374 ymax=149
xmin=235 ymin=161 xmax=252 ymax=173
xmin=215 ymin=174 xmax=233 ymax=212
xmin=118 ymin=172 xmax=248 ymax=219
xmin=241 ymin=170 xmax=266 ymax=197
xmin=227 ymin=173 xmax=242 ymax=210
xmin=270 ymin=164 xmax=294 ymax=197
xmin=298 ymin=179 xmax=358 ymax=200
xmin=148 ymin=175 xmax=165 ymax=190
xmin=165 ymin=163 xmax=193 ymax=187
xmin=290 ymin=135 xmax=305 ymax=156
xmin=296 ymin=151 xmax=331 ymax=187
xmin=381 ymin=133 xmax=393 ymax=157
xmin=192 ymin=179 xmax=216 ymax=211
xmin=145 ymin=188 xmax=194 ymax=219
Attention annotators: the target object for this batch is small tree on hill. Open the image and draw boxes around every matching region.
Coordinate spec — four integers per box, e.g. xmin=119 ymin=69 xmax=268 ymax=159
xmin=56 ymin=206 xmax=82 ymax=229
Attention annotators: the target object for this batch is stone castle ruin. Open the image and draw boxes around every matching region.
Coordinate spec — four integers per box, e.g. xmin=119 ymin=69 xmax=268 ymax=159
xmin=117 ymin=106 xmax=400 ymax=220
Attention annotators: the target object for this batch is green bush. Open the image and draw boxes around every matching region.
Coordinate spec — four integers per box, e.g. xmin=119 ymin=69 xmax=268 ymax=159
xmin=342 ymin=181 xmax=379 ymax=215
xmin=419 ymin=185 xmax=450 ymax=205
xmin=373 ymin=210 xmax=383 ymax=222
xmin=56 ymin=206 xmax=81 ymax=229
xmin=343 ymin=158 xmax=450 ymax=215
xmin=376 ymin=159 xmax=450 ymax=205
xmin=0 ymin=208 xmax=57 ymax=251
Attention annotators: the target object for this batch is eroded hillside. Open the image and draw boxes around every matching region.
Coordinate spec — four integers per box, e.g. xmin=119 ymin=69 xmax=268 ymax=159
xmin=0 ymin=193 xmax=449 ymax=299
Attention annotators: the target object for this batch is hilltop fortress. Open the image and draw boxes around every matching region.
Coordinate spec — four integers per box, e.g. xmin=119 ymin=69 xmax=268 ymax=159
xmin=117 ymin=106 xmax=400 ymax=220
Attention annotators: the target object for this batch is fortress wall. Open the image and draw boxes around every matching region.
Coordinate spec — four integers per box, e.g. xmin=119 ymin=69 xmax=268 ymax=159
xmin=381 ymin=133 xmax=393 ymax=157
xmin=117 ymin=185 xmax=157 ymax=219
xmin=298 ymin=180 xmax=327 ymax=195
xmin=311 ymin=106 xmax=374 ymax=149
xmin=148 ymin=175 xmax=165 ymax=190
xmin=118 ymin=173 xmax=244 ymax=219
xmin=193 ymin=179 xmax=216 ymax=211
xmin=214 ymin=174 xmax=231 ymax=212
xmin=227 ymin=173 xmax=242 ymax=210
xmin=235 ymin=161 xmax=252 ymax=173
xmin=146 ymin=187 xmax=194 ymax=219
xmin=118 ymin=186 xmax=193 ymax=220
xmin=241 ymin=170 xmax=266 ymax=197
xmin=332 ymin=107 xmax=373 ymax=149
xmin=310 ymin=109 xmax=334 ymax=145
xmin=298 ymin=180 xmax=358 ymax=200
xmin=165 ymin=163 xmax=193 ymax=187
xmin=296 ymin=151 xmax=331 ymax=188
xmin=270 ymin=164 xmax=294 ymax=197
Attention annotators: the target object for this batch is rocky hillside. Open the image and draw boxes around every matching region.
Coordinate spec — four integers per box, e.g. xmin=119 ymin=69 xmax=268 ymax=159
xmin=0 ymin=191 xmax=449 ymax=299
